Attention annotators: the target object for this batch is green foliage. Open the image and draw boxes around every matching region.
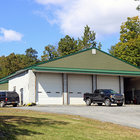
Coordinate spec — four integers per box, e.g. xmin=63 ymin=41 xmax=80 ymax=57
xmin=25 ymin=47 xmax=39 ymax=65
xmin=109 ymin=16 xmax=140 ymax=66
xmin=79 ymin=25 xmax=96 ymax=49
xmin=41 ymin=45 xmax=58 ymax=61
xmin=97 ymin=42 xmax=102 ymax=50
xmin=120 ymin=17 xmax=140 ymax=43
xmin=134 ymin=0 xmax=140 ymax=11
xmin=58 ymin=35 xmax=79 ymax=56
xmin=0 ymin=53 xmax=24 ymax=78
xmin=0 ymin=48 xmax=39 ymax=79
xmin=58 ymin=25 xmax=97 ymax=56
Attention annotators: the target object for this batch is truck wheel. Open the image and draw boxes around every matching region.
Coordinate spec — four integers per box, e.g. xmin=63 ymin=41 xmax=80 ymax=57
xmin=86 ymin=98 xmax=91 ymax=106
xmin=117 ymin=103 xmax=123 ymax=106
xmin=13 ymin=103 xmax=18 ymax=107
xmin=105 ymin=99 xmax=111 ymax=106
xmin=0 ymin=101 xmax=5 ymax=107
xmin=97 ymin=103 xmax=102 ymax=106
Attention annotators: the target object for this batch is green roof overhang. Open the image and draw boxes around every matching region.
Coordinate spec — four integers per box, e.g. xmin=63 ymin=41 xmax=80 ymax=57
xmin=33 ymin=66 xmax=140 ymax=76
xmin=0 ymin=80 xmax=8 ymax=84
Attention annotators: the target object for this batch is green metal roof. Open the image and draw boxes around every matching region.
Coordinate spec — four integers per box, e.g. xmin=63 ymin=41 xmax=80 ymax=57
xmin=0 ymin=80 xmax=8 ymax=84
xmin=35 ymin=47 xmax=140 ymax=73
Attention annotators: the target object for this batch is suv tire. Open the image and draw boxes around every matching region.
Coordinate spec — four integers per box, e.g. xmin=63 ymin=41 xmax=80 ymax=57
xmin=86 ymin=98 xmax=91 ymax=106
xmin=97 ymin=103 xmax=102 ymax=106
xmin=13 ymin=103 xmax=18 ymax=107
xmin=117 ymin=103 xmax=123 ymax=106
xmin=105 ymin=99 xmax=111 ymax=106
xmin=0 ymin=101 xmax=5 ymax=107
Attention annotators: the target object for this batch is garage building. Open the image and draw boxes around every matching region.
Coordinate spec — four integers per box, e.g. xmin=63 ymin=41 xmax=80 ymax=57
xmin=0 ymin=47 xmax=140 ymax=105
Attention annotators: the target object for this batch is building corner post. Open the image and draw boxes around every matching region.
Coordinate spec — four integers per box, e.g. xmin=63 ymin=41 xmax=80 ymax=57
xmin=28 ymin=70 xmax=36 ymax=104
xmin=63 ymin=73 xmax=68 ymax=105
xmin=119 ymin=76 xmax=124 ymax=95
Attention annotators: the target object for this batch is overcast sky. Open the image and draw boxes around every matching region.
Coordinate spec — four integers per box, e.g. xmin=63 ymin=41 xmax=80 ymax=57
xmin=0 ymin=0 xmax=139 ymax=58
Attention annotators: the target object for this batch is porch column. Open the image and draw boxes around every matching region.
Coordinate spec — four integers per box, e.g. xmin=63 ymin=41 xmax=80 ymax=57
xmin=92 ymin=75 xmax=97 ymax=93
xmin=119 ymin=76 xmax=124 ymax=95
xmin=63 ymin=73 xmax=68 ymax=105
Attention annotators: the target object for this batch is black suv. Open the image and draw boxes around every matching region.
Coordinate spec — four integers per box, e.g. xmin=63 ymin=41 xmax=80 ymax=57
xmin=0 ymin=91 xmax=19 ymax=107
xmin=83 ymin=89 xmax=124 ymax=106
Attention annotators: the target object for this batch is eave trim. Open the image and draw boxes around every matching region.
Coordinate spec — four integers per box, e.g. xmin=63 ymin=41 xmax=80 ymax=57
xmin=33 ymin=67 xmax=140 ymax=76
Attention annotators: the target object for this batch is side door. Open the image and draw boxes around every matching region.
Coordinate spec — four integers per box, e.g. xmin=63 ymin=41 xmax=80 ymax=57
xmin=98 ymin=91 xmax=105 ymax=102
xmin=93 ymin=90 xmax=100 ymax=101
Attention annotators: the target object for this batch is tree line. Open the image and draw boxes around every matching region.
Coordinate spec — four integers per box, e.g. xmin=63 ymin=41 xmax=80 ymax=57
xmin=0 ymin=16 xmax=139 ymax=79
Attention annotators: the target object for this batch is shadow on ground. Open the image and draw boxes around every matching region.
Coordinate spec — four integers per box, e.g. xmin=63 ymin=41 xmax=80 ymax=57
xmin=0 ymin=115 xmax=69 ymax=140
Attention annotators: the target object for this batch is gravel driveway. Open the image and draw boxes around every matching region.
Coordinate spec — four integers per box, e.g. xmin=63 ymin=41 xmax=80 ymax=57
xmin=17 ymin=105 xmax=140 ymax=129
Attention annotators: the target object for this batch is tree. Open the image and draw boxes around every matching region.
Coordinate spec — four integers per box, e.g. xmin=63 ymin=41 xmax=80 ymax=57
xmin=25 ymin=47 xmax=39 ymax=65
xmin=0 ymin=53 xmax=28 ymax=78
xmin=97 ymin=42 xmax=102 ymax=50
xmin=58 ymin=35 xmax=79 ymax=56
xmin=58 ymin=26 xmax=97 ymax=56
xmin=134 ymin=0 xmax=140 ymax=11
xmin=0 ymin=48 xmax=39 ymax=79
xmin=79 ymin=25 xmax=96 ymax=49
xmin=109 ymin=16 xmax=140 ymax=66
xmin=41 ymin=45 xmax=58 ymax=61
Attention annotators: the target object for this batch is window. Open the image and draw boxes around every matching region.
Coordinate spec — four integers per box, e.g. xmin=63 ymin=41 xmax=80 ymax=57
xmin=13 ymin=86 xmax=16 ymax=92
xmin=0 ymin=92 xmax=6 ymax=97
xmin=103 ymin=89 xmax=117 ymax=94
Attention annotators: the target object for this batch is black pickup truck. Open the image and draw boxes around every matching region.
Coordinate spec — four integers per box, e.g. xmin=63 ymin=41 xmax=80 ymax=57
xmin=83 ymin=89 xmax=124 ymax=106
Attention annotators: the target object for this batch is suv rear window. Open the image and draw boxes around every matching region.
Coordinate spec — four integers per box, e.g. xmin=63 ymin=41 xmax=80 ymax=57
xmin=0 ymin=92 xmax=6 ymax=97
xmin=6 ymin=92 xmax=18 ymax=97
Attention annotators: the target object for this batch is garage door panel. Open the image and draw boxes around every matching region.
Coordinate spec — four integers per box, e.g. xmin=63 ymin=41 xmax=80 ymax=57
xmin=37 ymin=73 xmax=63 ymax=105
xmin=69 ymin=92 xmax=83 ymax=97
xmin=97 ymin=75 xmax=119 ymax=93
xmin=37 ymin=97 xmax=62 ymax=105
xmin=68 ymin=74 xmax=92 ymax=105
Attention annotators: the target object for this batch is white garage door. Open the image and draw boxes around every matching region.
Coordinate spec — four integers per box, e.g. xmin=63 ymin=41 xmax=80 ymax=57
xmin=68 ymin=74 xmax=92 ymax=105
xmin=97 ymin=75 xmax=119 ymax=93
xmin=36 ymin=73 xmax=63 ymax=105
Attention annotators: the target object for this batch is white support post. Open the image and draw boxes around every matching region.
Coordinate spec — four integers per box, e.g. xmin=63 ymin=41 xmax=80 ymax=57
xmin=63 ymin=73 xmax=68 ymax=105
xmin=92 ymin=75 xmax=97 ymax=93
xmin=120 ymin=76 xmax=124 ymax=95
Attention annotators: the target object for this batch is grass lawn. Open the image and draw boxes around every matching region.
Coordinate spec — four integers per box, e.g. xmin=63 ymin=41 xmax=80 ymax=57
xmin=0 ymin=108 xmax=140 ymax=140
